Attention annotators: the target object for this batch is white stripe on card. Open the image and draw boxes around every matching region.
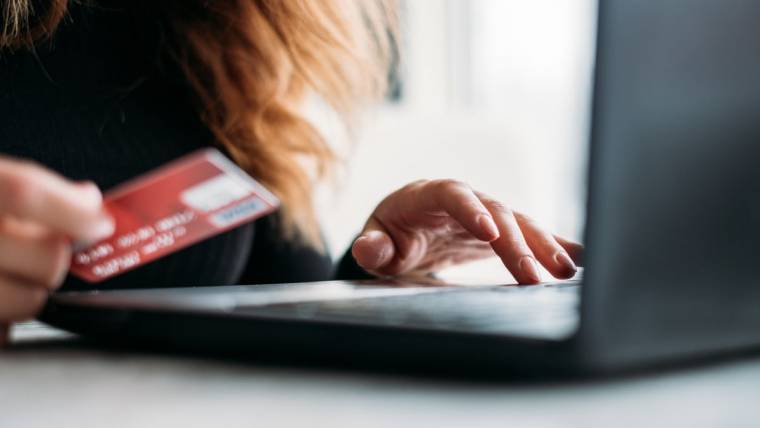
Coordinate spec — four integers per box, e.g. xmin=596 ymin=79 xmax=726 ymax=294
xmin=181 ymin=174 xmax=253 ymax=212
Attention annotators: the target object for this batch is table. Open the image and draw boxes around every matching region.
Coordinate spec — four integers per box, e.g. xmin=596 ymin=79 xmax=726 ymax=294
xmin=2 ymin=322 xmax=759 ymax=428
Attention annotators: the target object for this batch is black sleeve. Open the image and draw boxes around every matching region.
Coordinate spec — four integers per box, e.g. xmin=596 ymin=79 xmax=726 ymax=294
xmin=333 ymin=246 xmax=376 ymax=280
xmin=237 ymin=214 xmax=333 ymax=284
xmin=236 ymin=214 xmax=375 ymax=284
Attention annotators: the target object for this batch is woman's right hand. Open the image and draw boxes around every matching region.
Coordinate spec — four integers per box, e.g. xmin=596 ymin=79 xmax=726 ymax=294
xmin=0 ymin=156 xmax=114 ymax=346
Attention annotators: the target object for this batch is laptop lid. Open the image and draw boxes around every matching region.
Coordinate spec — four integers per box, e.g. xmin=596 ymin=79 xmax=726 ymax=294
xmin=578 ymin=0 xmax=760 ymax=369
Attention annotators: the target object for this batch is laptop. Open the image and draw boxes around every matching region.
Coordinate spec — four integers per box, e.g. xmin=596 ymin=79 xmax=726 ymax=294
xmin=39 ymin=0 xmax=760 ymax=374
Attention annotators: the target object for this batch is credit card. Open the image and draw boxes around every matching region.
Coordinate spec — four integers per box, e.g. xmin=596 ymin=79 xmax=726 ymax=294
xmin=70 ymin=148 xmax=279 ymax=283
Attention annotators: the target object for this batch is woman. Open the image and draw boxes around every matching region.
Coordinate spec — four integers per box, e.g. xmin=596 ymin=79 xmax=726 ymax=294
xmin=0 ymin=0 xmax=583 ymax=344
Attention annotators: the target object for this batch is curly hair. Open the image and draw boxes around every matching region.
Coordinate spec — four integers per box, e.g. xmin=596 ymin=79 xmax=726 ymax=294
xmin=1 ymin=0 xmax=397 ymax=248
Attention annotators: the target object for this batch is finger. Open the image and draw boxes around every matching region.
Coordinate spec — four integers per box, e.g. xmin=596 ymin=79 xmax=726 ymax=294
xmin=0 ymin=216 xmax=48 ymax=238
xmin=352 ymin=216 xmax=396 ymax=273
xmin=514 ymin=212 xmax=577 ymax=279
xmin=477 ymin=193 xmax=542 ymax=284
xmin=416 ymin=180 xmax=500 ymax=241
xmin=412 ymin=242 xmax=495 ymax=272
xmin=555 ymin=235 xmax=585 ymax=267
xmin=0 ymin=158 xmax=114 ymax=242
xmin=0 ymin=224 xmax=71 ymax=288
xmin=0 ymin=276 xmax=48 ymax=322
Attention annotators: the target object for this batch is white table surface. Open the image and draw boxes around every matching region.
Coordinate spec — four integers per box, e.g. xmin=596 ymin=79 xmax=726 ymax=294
xmin=2 ymin=321 xmax=760 ymax=428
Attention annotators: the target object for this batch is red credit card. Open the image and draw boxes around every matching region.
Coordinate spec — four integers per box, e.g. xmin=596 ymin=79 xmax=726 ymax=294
xmin=70 ymin=148 xmax=279 ymax=283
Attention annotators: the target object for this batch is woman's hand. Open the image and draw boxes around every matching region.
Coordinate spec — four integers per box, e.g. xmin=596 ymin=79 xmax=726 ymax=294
xmin=0 ymin=157 xmax=114 ymax=346
xmin=351 ymin=179 xmax=583 ymax=283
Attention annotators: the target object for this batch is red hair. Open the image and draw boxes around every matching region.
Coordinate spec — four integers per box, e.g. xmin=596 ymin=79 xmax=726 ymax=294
xmin=1 ymin=0 xmax=397 ymax=247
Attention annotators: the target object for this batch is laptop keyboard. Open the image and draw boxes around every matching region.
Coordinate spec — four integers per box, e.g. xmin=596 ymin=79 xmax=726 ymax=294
xmin=235 ymin=282 xmax=580 ymax=340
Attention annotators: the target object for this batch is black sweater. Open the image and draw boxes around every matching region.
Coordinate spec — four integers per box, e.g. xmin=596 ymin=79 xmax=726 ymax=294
xmin=0 ymin=2 xmax=370 ymax=291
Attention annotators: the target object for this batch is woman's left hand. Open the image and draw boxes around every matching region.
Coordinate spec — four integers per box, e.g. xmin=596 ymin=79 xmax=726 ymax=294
xmin=351 ymin=179 xmax=583 ymax=284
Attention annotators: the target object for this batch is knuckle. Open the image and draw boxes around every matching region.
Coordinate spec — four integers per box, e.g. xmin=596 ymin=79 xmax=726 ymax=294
xmin=1 ymin=172 xmax=37 ymax=215
xmin=509 ymin=240 xmax=529 ymax=251
xmin=399 ymin=179 xmax=428 ymax=194
xmin=516 ymin=212 xmax=539 ymax=227
xmin=431 ymin=178 xmax=469 ymax=193
xmin=386 ymin=180 xmax=428 ymax=210
xmin=484 ymin=199 xmax=512 ymax=215
xmin=463 ymin=200 xmax=486 ymax=214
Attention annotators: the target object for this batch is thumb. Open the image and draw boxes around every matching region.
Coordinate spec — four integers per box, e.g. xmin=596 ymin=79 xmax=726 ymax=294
xmin=351 ymin=217 xmax=395 ymax=273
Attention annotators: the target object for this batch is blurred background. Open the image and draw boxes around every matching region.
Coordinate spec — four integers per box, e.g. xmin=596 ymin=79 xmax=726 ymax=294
xmin=317 ymin=0 xmax=598 ymax=281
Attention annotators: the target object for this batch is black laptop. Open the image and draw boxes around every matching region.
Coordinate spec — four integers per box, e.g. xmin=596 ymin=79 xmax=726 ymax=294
xmin=40 ymin=0 xmax=760 ymax=374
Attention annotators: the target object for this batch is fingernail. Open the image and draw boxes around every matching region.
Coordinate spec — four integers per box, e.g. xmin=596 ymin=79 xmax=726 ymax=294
xmin=351 ymin=231 xmax=393 ymax=270
xmin=358 ymin=231 xmax=393 ymax=268
xmin=376 ymin=243 xmax=392 ymax=267
xmin=75 ymin=181 xmax=103 ymax=205
xmin=89 ymin=215 xmax=115 ymax=241
xmin=555 ymin=252 xmax=577 ymax=274
xmin=519 ymin=256 xmax=541 ymax=283
xmin=477 ymin=214 xmax=500 ymax=241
